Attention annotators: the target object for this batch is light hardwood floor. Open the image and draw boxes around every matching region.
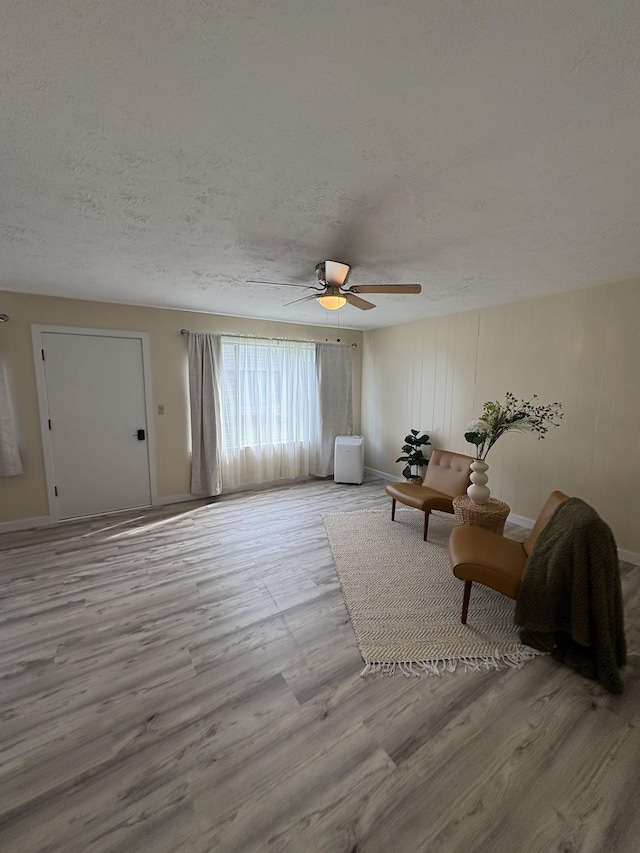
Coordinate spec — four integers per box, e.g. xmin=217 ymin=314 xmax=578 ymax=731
xmin=0 ymin=476 xmax=638 ymax=853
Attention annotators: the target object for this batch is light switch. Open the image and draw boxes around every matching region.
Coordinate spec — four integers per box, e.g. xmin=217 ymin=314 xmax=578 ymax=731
xmin=158 ymin=404 xmax=165 ymax=415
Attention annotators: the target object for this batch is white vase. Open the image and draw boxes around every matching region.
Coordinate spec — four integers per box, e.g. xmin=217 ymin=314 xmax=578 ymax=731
xmin=467 ymin=460 xmax=490 ymax=505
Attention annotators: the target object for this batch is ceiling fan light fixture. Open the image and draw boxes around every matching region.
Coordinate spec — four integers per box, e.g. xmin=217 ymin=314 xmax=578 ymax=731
xmin=317 ymin=293 xmax=347 ymax=310
xmin=248 ymin=260 xmax=421 ymax=312
xmin=322 ymin=260 xmax=351 ymax=287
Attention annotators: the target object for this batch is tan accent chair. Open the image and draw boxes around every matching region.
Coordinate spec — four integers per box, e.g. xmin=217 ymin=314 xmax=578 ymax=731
xmin=385 ymin=448 xmax=474 ymax=541
xmin=448 ymin=490 xmax=569 ymax=624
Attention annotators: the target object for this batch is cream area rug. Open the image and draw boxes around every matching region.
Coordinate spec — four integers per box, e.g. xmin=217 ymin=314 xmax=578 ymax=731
xmin=323 ymin=508 xmax=541 ymax=677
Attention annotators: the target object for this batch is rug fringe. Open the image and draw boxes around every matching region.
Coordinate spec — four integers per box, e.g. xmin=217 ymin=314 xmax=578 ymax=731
xmin=360 ymin=647 xmax=543 ymax=679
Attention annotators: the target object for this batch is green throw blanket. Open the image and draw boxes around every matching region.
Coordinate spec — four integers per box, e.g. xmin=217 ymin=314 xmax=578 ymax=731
xmin=514 ymin=497 xmax=626 ymax=694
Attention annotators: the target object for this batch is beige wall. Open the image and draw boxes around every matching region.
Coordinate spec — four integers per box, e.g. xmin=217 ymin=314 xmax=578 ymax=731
xmin=362 ymin=279 xmax=640 ymax=555
xmin=0 ymin=291 xmax=362 ymax=525
xmin=3 ymin=281 xmax=639 ymax=556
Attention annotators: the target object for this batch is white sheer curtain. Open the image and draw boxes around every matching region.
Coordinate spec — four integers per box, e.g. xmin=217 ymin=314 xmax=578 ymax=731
xmin=312 ymin=342 xmax=353 ymax=477
xmin=220 ymin=336 xmax=320 ymax=490
xmin=187 ymin=334 xmax=354 ymax=493
xmin=188 ymin=333 xmax=222 ymax=496
xmin=0 ymin=356 xmax=23 ymax=477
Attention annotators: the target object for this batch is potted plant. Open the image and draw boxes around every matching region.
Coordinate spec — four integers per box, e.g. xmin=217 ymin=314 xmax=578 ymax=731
xmin=464 ymin=392 xmax=563 ymax=461
xmin=396 ymin=429 xmax=431 ymax=482
xmin=464 ymin=392 xmax=563 ymax=504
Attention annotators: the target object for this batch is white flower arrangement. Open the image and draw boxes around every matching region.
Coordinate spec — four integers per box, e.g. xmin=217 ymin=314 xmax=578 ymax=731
xmin=464 ymin=392 xmax=563 ymax=460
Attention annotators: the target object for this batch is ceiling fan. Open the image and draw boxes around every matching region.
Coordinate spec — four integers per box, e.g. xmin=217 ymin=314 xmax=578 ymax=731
xmin=247 ymin=261 xmax=421 ymax=311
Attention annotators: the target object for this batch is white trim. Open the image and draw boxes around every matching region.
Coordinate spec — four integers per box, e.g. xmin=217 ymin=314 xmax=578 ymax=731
xmin=31 ymin=326 xmax=58 ymax=517
xmin=139 ymin=332 xmax=158 ymax=505
xmin=2 ymin=491 xmax=639 ymax=564
xmin=155 ymin=493 xmax=200 ymax=506
xmin=30 ymin=324 xmax=158 ymax=520
xmin=618 ymin=547 xmax=640 ymax=566
xmin=506 ymin=513 xmax=640 ymax=565
xmin=0 ymin=515 xmax=53 ymax=534
xmin=505 ymin=512 xmax=534 ymax=529
xmin=364 ymin=466 xmax=400 ymax=482
xmin=366 ymin=475 xmax=640 ymax=566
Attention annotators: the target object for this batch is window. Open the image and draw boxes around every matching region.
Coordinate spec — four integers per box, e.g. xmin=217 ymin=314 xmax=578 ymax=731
xmin=187 ymin=332 xmax=353 ymax=494
xmin=219 ymin=336 xmax=320 ymax=487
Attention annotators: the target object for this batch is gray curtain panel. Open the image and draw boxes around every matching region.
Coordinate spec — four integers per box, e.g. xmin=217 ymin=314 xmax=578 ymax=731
xmin=187 ymin=333 xmax=222 ymax=496
xmin=312 ymin=342 xmax=353 ymax=477
xmin=0 ymin=357 xmax=23 ymax=477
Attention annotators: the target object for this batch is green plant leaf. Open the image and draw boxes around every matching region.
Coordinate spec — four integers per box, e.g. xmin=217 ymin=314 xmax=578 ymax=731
xmin=464 ymin=431 xmax=484 ymax=445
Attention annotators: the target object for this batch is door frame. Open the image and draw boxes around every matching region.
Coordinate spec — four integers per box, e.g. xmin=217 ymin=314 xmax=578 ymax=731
xmin=31 ymin=325 xmax=158 ymax=521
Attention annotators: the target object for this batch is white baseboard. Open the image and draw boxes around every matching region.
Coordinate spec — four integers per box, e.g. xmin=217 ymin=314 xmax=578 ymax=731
xmin=3 ymin=487 xmax=639 ymax=565
xmin=0 ymin=515 xmax=53 ymax=534
xmin=617 ymin=546 xmax=640 ymax=566
xmin=366 ymin=477 xmax=640 ymax=566
xmin=0 ymin=497 xmax=197 ymax=532
xmin=506 ymin=513 xmax=639 ymax=565
xmin=505 ymin=512 xmax=534 ymax=530
xmin=364 ymin=466 xmax=401 ymax=483
xmin=155 ymin=493 xmax=200 ymax=506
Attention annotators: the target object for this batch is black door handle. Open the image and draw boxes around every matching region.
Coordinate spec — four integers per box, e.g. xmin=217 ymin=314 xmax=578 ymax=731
xmin=133 ymin=429 xmax=146 ymax=440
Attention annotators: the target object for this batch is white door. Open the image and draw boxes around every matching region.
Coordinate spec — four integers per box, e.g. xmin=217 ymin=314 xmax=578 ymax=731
xmin=37 ymin=330 xmax=154 ymax=519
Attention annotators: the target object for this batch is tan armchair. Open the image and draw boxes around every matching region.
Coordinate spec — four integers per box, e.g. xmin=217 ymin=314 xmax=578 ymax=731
xmin=385 ymin=448 xmax=474 ymax=541
xmin=448 ymin=489 xmax=569 ymax=623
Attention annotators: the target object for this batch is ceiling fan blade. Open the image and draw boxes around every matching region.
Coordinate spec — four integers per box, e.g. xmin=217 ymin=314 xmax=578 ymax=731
xmin=347 ymin=284 xmax=422 ymax=294
xmin=246 ymin=279 xmax=320 ymax=291
xmin=344 ymin=293 xmax=376 ymax=310
xmin=283 ymin=294 xmax=320 ymax=307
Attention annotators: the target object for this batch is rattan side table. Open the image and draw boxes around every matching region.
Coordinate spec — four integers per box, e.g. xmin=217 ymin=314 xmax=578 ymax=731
xmin=452 ymin=495 xmax=510 ymax=535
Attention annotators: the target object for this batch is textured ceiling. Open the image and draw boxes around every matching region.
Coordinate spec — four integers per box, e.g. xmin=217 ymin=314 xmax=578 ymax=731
xmin=2 ymin=1 xmax=639 ymax=330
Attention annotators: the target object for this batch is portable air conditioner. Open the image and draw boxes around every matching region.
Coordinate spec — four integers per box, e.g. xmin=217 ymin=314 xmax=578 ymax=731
xmin=334 ymin=435 xmax=365 ymax=484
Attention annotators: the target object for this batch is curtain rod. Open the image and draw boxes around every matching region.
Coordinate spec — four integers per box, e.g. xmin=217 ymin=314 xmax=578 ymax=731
xmin=180 ymin=329 xmax=357 ymax=347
